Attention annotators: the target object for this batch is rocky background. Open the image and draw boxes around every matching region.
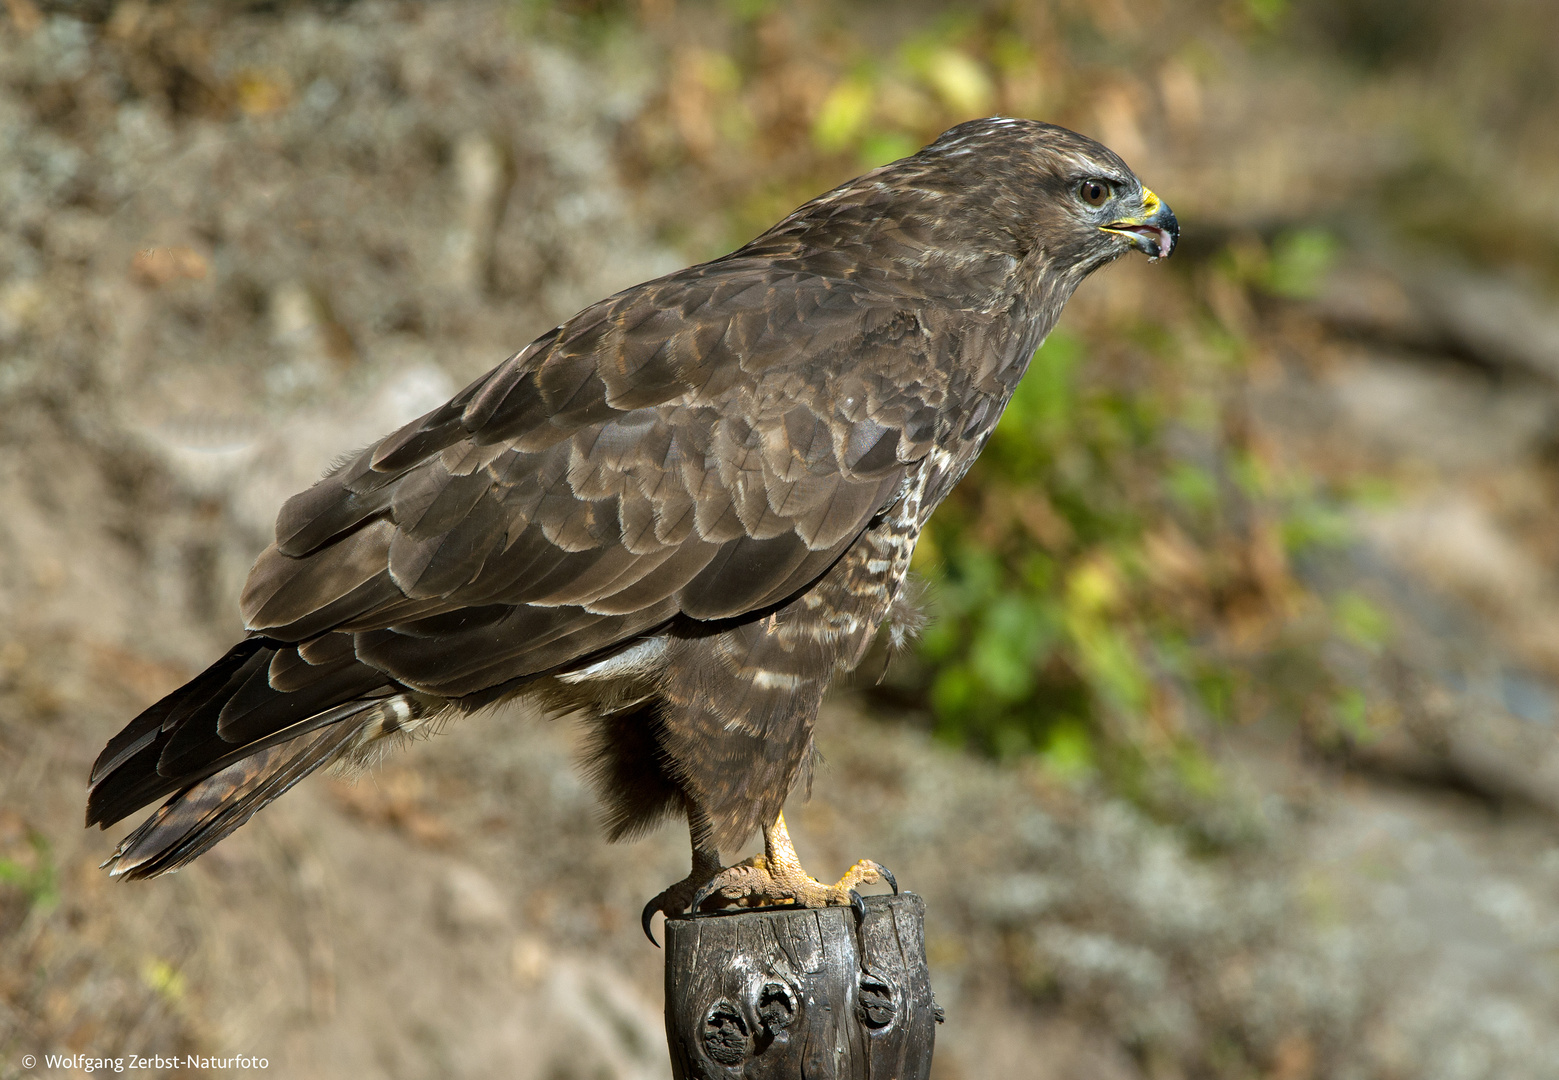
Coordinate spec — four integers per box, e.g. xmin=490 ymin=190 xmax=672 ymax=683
xmin=2 ymin=2 xmax=1559 ymax=1078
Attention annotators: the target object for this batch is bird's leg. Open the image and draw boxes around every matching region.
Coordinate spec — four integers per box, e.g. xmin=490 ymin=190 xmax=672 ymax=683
xmin=689 ymin=811 xmax=896 ymax=915
xmin=641 ymin=804 xmax=724 ymax=945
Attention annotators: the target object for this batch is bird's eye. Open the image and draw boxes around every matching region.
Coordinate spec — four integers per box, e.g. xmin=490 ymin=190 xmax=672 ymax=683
xmin=1078 ymin=179 xmax=1112 ymax=207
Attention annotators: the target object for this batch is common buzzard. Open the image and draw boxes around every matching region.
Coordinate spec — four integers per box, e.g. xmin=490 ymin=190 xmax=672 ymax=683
xmin=87 ymin=117 xmax=1177 ymax=939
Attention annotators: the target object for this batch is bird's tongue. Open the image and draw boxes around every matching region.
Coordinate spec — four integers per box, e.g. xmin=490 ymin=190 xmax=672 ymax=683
xmin=1124 ymin=224 xmax=1174 ymax=259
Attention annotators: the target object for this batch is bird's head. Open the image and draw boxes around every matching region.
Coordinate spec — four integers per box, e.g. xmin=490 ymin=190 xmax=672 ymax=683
xmin=755 ymin=117 xmax=1177 ymax=314
xmin=872 ymin=117 xmax=1179 ymax=296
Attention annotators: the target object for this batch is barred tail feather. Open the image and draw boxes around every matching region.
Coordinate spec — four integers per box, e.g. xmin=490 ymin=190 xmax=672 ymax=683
xmin=101 ymin=711 xmax=364 ymax=878
xmin=101 ymin=695 xmax=431 ymax=879
xmin=88 ymin=632 xmax=442 ymax=878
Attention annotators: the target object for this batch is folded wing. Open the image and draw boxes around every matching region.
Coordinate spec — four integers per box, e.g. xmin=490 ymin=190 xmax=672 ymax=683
xmin=89 ymin=254 xmax=956 ymax=853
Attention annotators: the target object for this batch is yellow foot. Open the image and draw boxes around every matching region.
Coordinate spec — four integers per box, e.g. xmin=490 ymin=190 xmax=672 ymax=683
xmin=640 ymin=811 xmax=898 ymax=945
xmin=691 ymin=853 xmax=897 ymax=917
xmin=690 ymin=810 xmax=896 ymax=916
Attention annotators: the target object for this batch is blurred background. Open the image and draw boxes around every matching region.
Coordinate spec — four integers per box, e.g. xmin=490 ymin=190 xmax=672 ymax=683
xmin=2 ymin=0 xmax=1559 ymax=1077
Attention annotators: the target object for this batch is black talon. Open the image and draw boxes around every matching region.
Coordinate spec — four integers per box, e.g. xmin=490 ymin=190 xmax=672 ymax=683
xmin=879 ymin=865 xmax=898 ymax=896
xmin=690 ymin=879 xmax=721 ymax=912
xmin=642 ymin=897 xmax=662 ymax=948
xmin=849 ymin=888 xmax=866 ymax=922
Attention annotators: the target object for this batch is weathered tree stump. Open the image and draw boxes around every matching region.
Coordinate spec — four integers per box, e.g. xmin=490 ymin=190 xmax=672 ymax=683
xmin=663 ymin=893 xmax=938 ymax=1079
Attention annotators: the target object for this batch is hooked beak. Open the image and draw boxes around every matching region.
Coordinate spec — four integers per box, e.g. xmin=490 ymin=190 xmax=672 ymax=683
xmin=1101 ymin=188 xmax=1179 ymax=261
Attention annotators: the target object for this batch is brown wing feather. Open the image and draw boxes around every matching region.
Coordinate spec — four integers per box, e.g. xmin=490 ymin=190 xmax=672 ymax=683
xmin=241 ymin=258 xmax=961 ymax=702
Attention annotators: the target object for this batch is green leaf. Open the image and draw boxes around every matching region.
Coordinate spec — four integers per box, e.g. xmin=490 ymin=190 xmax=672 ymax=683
xmin=858 ymin=131 xmax=920 ymax=170
xmin=1333 ymin=592 xmax=1392 ymax=650
xmin=1334 ymin=688 xmax=1373 ymax=740
xmin=813 ymin=78 xmax=874 ymax=153
xmin=0 ymin=832 xmax=59 ymax=913
xmin=921 ymin=49 xmax=994 ymax=115
xmin=1166 ymin=462 xmax=1218 ymax=513
xmin=930 ymin=665 xmax=978 ymax=720
xmin=1244 ymin=0 xmax=1289 ymax=31
xmin=1264 ymin=228 xmax=1341 ymax=299
xmin=1281 ymin=498 xmax=1353 ymax=552
xmin=141 ymin=957 xmax=187 ymax=1003
xmin=1174 ymin=743 xmax=1223 ymax=797
xmin=1041 ymin=718 xmax=1095 ymax=780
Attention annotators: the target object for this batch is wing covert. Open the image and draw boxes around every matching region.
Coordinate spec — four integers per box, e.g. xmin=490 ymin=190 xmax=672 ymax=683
xmin=242 ymin=257 xmax=961 ymax=700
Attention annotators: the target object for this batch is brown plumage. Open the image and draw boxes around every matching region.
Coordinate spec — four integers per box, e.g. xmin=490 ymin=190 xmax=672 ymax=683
xmin=87 ymin=118 xmax=1177 ymax=906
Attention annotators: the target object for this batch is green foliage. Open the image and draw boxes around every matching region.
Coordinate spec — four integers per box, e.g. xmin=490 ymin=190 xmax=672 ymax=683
xmin=857 ymin=131 xmax=921 ymax=170
xmin=913 ymin=329 xmax=1164 ymax=762
xmin=511 ymin=0 xmax=643 ymax=50
xmin=1263 ymin=229 xmax=1342 ymax=299
xmin=812 ymin=77 xmax=875 ymax=152
xmin=900 ymin=315 xmax=1378 ymax=811
xmin=1243 ymin=0 xmax=1291 ymax=31
xmin=0 ymin=830 xmax=59 ymax=915
xmin=140 ymin=957 xmax=187 ymax=1004
xmin=1332 ymin=591 xmax=1392 ymax=651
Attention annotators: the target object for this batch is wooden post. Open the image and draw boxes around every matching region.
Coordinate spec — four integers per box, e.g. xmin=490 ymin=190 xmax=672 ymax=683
xmin=663 ymin=893 xmax=939 ymax=1080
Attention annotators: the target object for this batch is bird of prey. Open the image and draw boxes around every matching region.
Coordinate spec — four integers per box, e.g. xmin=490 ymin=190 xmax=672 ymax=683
xmin=87 ymin=117 xmax=1176 ymax=937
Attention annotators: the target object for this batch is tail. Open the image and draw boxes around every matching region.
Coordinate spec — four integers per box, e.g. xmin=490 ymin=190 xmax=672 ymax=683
xmin=88 ymin=636 xmax=434 ymax=879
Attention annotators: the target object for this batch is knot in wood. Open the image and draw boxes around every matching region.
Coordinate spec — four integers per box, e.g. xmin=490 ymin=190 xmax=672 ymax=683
xmin=857 ymin=974 xmax=897 ymax=1031
xmin=757 ymin=981 xmax=796 ymax=1041
xmin=702 ymin=1001 xmax=751 ymax=1066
